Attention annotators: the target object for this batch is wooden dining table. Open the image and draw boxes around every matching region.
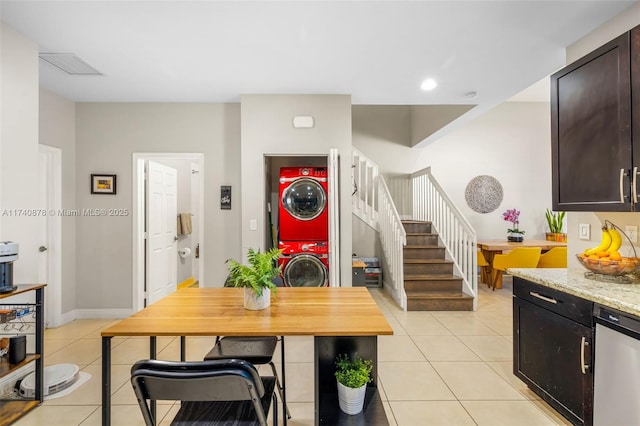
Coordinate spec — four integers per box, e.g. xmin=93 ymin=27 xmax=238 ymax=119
xmin=101 ymin=286 xmax=393 ymax=426
xmin=477 ymin=239 xmax=567 ymax=288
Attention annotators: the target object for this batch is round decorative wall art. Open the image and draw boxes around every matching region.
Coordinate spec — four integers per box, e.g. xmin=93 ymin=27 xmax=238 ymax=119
xmin=464 ymin=175 xmax=503 ymax=214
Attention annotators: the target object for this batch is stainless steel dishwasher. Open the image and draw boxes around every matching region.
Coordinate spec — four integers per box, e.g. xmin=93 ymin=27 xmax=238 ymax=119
xmin=593 ymin=304 xmax=640 ymax=425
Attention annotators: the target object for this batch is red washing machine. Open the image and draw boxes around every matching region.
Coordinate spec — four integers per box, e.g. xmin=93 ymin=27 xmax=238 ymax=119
xmin=278 ymin=167 xmax=328 ymax=242
xmin=278 ymin=241 xmax=329 ymax=287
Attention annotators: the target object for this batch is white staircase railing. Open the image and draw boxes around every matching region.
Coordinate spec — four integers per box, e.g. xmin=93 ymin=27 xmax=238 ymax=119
xmin=352 ymin=148 xmax=378 ymax=229
xmin=377 ymin=176 xmax=407 ymax=309
xmin=410 ymin=167 xmax=478 ymax=310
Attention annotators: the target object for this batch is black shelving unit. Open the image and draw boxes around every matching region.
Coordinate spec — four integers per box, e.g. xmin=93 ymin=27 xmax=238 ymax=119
xmin=0 ymin=284 xmax=45 ymax=426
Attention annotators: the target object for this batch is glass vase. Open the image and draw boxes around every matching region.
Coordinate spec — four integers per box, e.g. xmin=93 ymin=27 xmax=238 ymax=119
xmin=508 ymin=232 xmax=524 ymax=242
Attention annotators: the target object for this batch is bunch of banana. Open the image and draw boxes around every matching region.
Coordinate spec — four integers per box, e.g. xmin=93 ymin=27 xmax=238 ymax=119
xmin=584 ymin=226 xmax=612 ymax=256
xmin=583 ymin=225 xmax=622 ymax=257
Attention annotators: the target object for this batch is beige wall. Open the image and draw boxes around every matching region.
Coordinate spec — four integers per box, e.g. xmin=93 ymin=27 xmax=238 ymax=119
xmin=240 ymin=95 xmax=353 ymax=285
xmin=354 ymin=102 xmax=553 ymax=240
xmin=39 ymin=88 xmax=77 ymax=313
xmin=0 ymin=23 xmax=40 ymax=283
xmin=75 ymin=103 xmax=240 ymax=310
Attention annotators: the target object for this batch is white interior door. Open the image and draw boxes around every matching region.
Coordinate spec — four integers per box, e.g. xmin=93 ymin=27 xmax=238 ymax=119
xmin=146 ymin=161 xmax=178 ymax=305
xmin=190 ymin=162 xmax=200 ymax=282
xmin=328 ymin=149 xmax=340 ymax=287
xmin=37 ymin=145 xmax=62 ymax=327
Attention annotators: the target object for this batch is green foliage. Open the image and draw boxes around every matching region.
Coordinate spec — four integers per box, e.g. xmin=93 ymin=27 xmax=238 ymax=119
xmin=334 ymin=353 xmax=372 ymax=389
xmin=545 ymin=209 xmax=566 ymax=233
xmin=226 ymin=248 xmax=283 ymax=297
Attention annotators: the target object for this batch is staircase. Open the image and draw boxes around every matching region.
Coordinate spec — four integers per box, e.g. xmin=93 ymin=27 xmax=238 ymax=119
xmin=352 ymin=148 xmax=478 ymax=311
xmin=403 ymin=220 xmax=474 ymax=311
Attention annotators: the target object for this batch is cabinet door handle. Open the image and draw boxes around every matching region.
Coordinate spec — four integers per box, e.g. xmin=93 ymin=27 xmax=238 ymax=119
xmin=529 ymin=291 xmax=557 ymax=304
xmin=620 ymin=168 xmax=627 ymax=203
xmin=633 ymin=166 xmax=638 ymax=204
xmin=580 ymin=336 xmax=590 ymax=374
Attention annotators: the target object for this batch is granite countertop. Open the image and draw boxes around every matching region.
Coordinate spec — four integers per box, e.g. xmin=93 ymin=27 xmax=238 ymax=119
xmin=508 ymin=267 xmax=640 ymax=317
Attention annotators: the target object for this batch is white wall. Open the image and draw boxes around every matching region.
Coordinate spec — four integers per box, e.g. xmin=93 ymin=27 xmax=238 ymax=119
xmin=0 ymin=23 xmax=40 ymax=283
xmin=39 ymin=89 xmax=76 ymax=313
xmin=75 ymin=103 xmax=240 ymax=310
xmin=354 ymin=102 xmax=553 ymax=240
xmin=241 ymin=95 xmax=353 ymax=286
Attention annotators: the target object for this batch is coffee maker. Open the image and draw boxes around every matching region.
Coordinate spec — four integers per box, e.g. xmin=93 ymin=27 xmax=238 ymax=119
xmin=0 ymin=242 xmax=18 ymax=294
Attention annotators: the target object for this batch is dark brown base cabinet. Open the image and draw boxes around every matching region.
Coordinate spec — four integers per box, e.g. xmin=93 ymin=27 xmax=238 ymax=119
xmin=513 ymin=278 xmax=593 ymax=425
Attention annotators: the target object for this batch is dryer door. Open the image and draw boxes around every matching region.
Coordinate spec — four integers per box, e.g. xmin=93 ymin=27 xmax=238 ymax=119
xmin=283 ymin=254 xmax=328 ymax=287
xmin=281 ymin=178 xmax=326 ymax=221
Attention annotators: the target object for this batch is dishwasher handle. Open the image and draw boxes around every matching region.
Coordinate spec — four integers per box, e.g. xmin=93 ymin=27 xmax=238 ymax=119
xmin=595 ymin=305 xmax=640 ymax=337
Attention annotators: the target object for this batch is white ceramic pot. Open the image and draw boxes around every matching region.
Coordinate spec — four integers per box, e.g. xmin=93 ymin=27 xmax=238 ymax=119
xmin=337 ymin=381 xmax=366 ymax=415
xmin=243 ymin=287 xmax=270 ymax=310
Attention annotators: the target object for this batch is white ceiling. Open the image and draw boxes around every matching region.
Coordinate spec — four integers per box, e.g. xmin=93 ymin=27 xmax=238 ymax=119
xmin=1 ymin=0 xmax=636 ymax=143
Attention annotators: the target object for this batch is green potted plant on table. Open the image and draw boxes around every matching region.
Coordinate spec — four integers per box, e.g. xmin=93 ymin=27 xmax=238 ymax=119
xmin=545 ymin=209 xmax=567 ymax=242
xmin=226 ymin=248 xmax=282 ymax=310
xmin=334 ymin=353 xmax=373 ymax=415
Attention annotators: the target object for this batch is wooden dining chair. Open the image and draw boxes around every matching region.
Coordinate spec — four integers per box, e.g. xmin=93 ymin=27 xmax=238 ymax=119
xmin=491 ymin=247 xmax=542 ymax=290
xmin=537 ymin=246 xmax=568 ymax=268
xmin=130 ymin=358 xmax=277 ymax=426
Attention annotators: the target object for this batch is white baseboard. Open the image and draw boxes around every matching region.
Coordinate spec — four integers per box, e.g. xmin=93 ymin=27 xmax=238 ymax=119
xmin=59 ymin=309 xmax=134 ymax=326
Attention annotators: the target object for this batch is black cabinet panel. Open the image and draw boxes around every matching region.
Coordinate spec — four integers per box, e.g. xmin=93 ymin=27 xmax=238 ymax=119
xmin=551 ymin=31 xmax=633 ymax=211
xmin=513 ymin=278 xmax=594 ymax=425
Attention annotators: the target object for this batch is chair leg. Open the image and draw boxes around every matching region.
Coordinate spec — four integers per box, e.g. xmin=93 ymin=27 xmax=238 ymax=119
xmin=269 ymin=361 xmax=292 ymax=419
xmin=272 ymin=392 xmax=278 ymax=426
xmin=491 ymin=270 xmax=504 ymax=291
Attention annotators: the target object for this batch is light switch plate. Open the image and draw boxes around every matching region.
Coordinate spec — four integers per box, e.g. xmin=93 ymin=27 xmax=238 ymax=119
xmin=625 ymin=225 xmax=638 ymax=243
xmin=579 ymin=224 xmax=590 ymax=240
xmin=249 ymin=219 xmax=257 ymax=231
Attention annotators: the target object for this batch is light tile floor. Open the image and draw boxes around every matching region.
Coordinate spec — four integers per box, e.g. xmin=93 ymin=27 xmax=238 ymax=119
xmin=13 ymin=278 xmax=570 ymax=425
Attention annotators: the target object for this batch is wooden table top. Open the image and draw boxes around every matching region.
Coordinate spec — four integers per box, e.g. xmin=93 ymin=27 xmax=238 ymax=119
xmin=477 ymin=239 xmax=567 ymax=252
xmin=0 ymin=284 xmax=46 ymax=300
xmin=101 ymin=287 xmax=394 ymax=338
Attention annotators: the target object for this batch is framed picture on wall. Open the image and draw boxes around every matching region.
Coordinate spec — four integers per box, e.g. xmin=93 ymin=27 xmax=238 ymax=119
xmin=91 ymin=174 xmax=117 ymax=194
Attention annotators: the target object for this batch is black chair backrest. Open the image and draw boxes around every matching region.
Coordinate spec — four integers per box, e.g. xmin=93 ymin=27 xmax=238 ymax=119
xmin=131 ymin=359 xmax=266 ymax=424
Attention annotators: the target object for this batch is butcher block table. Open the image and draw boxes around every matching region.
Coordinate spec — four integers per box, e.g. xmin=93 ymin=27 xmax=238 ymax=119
xmin=477 ymin=239 xmax=567 ymax=288
xmin=101 ymin=287 xmax=393 ymax=426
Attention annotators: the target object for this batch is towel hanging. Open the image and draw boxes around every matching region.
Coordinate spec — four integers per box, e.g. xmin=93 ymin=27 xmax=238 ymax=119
xmin=177 ymin=213 xmax=192 ymax=235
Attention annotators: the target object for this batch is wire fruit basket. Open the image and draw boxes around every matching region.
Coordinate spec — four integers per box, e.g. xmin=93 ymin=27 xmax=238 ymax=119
xmin=576 ymin=220 xmax=640 ymax=277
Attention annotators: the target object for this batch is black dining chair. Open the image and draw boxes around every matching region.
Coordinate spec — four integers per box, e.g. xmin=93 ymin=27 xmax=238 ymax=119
xmin=130 ymin=358 xmax=277 ymax=426
xmin=204 ymin=335 xmax=291 ymax=420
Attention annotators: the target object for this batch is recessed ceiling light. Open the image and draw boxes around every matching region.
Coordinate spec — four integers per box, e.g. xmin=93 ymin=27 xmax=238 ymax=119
xmin=421 ymin=78 xmax=438 ymax=91
xmin=465 ymin=91 xmax=478 ymax=99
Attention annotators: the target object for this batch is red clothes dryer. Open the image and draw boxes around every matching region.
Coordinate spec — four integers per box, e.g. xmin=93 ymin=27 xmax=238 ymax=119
xmin=278 ymin=241 xmax=328 ymax=287
xmin=278 ymin=167 xmax=328 ymax=242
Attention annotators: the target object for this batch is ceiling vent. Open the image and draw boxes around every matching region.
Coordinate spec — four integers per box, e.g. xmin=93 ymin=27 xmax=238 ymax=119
xmin=39 ymin=53 xmax=102 ymax=75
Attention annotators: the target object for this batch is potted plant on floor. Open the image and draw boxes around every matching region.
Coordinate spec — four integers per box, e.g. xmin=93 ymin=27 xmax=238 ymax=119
xmin=545 ymin=209 xmax=567 ymax=242
xmin=335 ymin=353 xmax=372 ymax=415
xmin=226 ymin=247 xmax=282 ymax=310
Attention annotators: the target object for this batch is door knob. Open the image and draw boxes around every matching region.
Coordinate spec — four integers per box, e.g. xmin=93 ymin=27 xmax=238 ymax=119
xmin=174 ymin=236 xmax=179 ymax=242
xmin=39 ymin=246 xmax=48 ymax=252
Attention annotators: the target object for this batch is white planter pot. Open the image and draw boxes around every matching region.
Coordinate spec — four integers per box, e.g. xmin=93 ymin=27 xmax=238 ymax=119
xmin=337 ymin=381 xmax=366 ymax=415
xmin=243 ymin=287 xmax=270 ymax=310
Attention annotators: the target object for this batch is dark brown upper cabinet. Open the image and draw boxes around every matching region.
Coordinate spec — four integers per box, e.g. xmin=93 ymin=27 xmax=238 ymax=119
xmin=551 ymin=26 xmax=640 ymax=211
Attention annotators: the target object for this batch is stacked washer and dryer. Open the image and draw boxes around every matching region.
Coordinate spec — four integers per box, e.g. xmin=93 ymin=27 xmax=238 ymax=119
xmin=278 ymin=167 xmax=329 ymax=287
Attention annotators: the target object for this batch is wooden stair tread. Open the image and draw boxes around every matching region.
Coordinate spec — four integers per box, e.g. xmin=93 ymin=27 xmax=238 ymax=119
xmin=404 ymin=245 xmax=441 ymax=249
xmin=405 ymin=291 xmax=474 ymax=299
xmin=406 ymin=232 xmax=438 ymax=236
xmin=401 ymin=220 xmax=432 ymax=224
xmin=404 ymin=259 xmax=452 ymax=264
xmin=404 ymin=274 xmax=462 ymax=280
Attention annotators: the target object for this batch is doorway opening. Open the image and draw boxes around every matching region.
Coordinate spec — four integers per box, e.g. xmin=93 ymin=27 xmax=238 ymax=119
xmin=132 ymin=153 xmax=204 ymax=311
